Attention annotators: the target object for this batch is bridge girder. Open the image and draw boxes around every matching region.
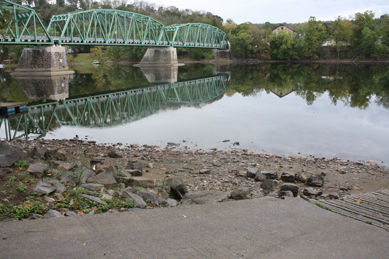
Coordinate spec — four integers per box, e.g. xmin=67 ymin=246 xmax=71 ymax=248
xmin=0 ymin=1 xmax=229 ymax=49
xmin=0 ymin=0 xmax=53 ymax=45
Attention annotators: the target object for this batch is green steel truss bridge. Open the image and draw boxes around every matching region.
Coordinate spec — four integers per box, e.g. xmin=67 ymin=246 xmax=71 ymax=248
xmin=0 ymin=74 xmax=229 ymax=141
xmin=0 ymin=0 xmax=229 ymax=49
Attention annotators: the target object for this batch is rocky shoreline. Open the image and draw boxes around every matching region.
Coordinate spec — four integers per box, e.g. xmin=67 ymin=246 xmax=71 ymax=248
xmin=0 ymin=138 xmax=388 ymax=221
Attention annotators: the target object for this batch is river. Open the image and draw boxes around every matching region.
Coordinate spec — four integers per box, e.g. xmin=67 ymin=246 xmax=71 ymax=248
xmin=1 ymin=62 xmax=388 ymax=165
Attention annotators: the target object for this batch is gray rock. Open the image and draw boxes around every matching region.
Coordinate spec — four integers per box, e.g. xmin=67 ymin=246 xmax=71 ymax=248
xmin=43 ymin=178 xmax=66 ymax=193
xmin=329 ymin=192 xmax=339 ymax=199
xmin=33 ymin=181 xmax=56 ymax=196
xmin=279 ymin=190 xmax=294 ymax=197
xmin=107 ymin=189 xmax=120 ymax=197
xmin=80 ymin=194 xmax=107 ymax=205
xmin=303 ymin=187 xmax=322 ymax=197
xmin=44 ymin=149 xmax=67 ymax=161
xmin=260 ymin=179 xmax=282 ymax=191
xmin=126 ymin=177 xmax=154 ymax=188
xmin=45 ymin=210 xmax=65 ymax=218
xmin=65 ymin=211 xmax=77 ymax=217
xmin=246 ymin=167 xmax=259 ymax=178
xmin=95 ymin=158 xmax=118 ymax=174
xmin=125 ymin=160 xmax=143 ymax=171
xmin=87 ymin=172 xmax=117 ymax=187
xmin=280 ymin=171 xmax=295 ymax=183
xmin=255 ymin=172 xmax=266 ymax=181
xmin=81 ymin=183 xmax=105 ymax=195
xmin=166 ymin=177 xmax=188 ymax=199
xmin=45 ymin=196 xmax=56 ymax=203
xmin=57 ymin=162 xmax=78 ymax=171
xmin=108 ymin=150 xmax=124 ymax=158
xmin=296 ymin=172 xmax=310 ymax=182
xmin=27 ymin=147 xmax=44 ymax=160
xmin=139 ymin=191 xmax=160 ymax=204
xmin=122 ymin=191 xmax=146 ymax=208
xmin=127 ymin=169 xmax=142 ymax=176
xmin=27 ymin=162 xmax=49 ymax=178
xmin=90 ymin=157 xmax=106 ymax=167
xmin=61 ymin=166 xmax=96 ymax=186
xmin=237 ymin=170 xmax=246 ymax=177
xmin=101 ymin=194 xmax=113 ymax=200
xmin=306 ymin=175 xmax=324 ymax=187
xmin=115 ymin=170 xmax=133 ymax=178
xmin=0 ymin=146 xmax=24 ymax=167
xmin=280 ymin=183 xmax=299 ymax=197
xmin=199 ymin=168 xmax=211 ymax=174
xmin=166 ymin=198 xmax=178 ymax=207
xmin=230 ymin=187 xmax=250 ymax=200
xmin=183 ymin=191 xmax=228 ymax=205
xmin=262 ymin=171 xmax=278 ymax=179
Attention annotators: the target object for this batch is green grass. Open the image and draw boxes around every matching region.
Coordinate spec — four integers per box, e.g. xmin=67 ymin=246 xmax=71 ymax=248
xmin=67 ymin=53 xmax=95 ymax=63
xmin=365 ymin=221 xmax=373 ymax=225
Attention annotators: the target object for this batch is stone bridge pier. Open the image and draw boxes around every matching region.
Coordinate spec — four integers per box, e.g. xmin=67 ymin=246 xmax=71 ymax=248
xmin=135 ymin=47 xmax=184 ymax=67
xmin=14 ymin=46 xmax=74 ymax=76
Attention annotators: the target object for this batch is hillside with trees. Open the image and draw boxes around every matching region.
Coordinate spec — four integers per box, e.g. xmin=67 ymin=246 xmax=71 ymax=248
xmin=1 ymin=0 xmax=389 ymax=62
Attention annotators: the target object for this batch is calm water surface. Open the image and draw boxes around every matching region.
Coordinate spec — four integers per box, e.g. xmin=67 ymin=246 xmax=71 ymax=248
xmin=1 ymin=63 xmax=388 ymax=164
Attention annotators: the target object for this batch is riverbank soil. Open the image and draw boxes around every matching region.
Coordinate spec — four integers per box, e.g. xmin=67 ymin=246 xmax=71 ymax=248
xmin=0 ymin=138 xmax=388 ymax=221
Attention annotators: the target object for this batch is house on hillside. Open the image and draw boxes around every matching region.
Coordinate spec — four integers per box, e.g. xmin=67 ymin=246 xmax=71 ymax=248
xmin=272 ymin=24 xmax=296 ymax=35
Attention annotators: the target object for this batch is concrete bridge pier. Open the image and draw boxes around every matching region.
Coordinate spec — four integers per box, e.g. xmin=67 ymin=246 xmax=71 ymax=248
xmin=213 ymin=48 xmax=232 ymax=62
xmin=14 ymin=46 xmax=74 ymax=76
xmin=135 ymin=47 xmax=184 ymax=67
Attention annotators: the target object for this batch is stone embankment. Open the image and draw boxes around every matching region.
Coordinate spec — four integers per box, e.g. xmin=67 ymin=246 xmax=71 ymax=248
xmin=0 ymin=138 xmax=388 ymax=221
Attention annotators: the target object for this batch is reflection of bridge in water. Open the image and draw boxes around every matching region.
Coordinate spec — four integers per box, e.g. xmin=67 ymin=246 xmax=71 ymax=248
xmin=0 ymin=74 xmax=229 ymax=140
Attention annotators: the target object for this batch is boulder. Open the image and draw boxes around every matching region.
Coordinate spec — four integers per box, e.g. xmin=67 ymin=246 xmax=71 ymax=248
xmin=246 ymin=167 xmax=259 ymax=178
xmin=57 ymin=162 xmax=78 ymax=171
xmin=183 ymin=191 xmax=228 ymax=205
xmin=81 ymin=183 xmax=105 ymax=195
xmin=306 ymin=175 xmax=324 ymax=187
xmin=27 ymin=147 xmax=44 ymax=160
xmin=166 ymin=198 xmax=178 ymax=207
xmin=260 ymin=179 xmax=282 ymax=192
xmin=125 ymin=160 xmax=143 ymax=171
xmin=255 ymin=172 xmax=266 ymax=181
xmin=296 ymin=172 xmax=310 ymax=182
xmin=87 ymin=172 xmax=117 ymax=187
xmin=60 ymin=166 xmax=96 ymax=186
xmin=95 ymin=158 xmax=118 ymax=174
xmin=44 ymin=149 xmax=67 ymax=161
xmin=199 ymin=168 xmax=211 ymax=174
xmin=329 ymin=192 xmax=339 ymax=199
xmin=262 ymin=171 xmax=278 ymax=179
xmin=279 ymin=190 xmax=294 ymax=197
xmin=27 ymin=162 xmax=49 ymax=178
xmin=45 ymin=210 xmax=65 ymax=218
xmin=303 ymin=187 xmax=322 ymax=197
xmin=230 ymin=187 xmax=250 ymax=200
xmin=80 ymin=194 xmax=107 ymax=205
xmin=33 ymin=181 xmax=56 ymax=196
xmin=139 ymin=191 xmax=167 ymax=206
xmin=90 ymin=157 xmax=106 ymax=167
xmin=280 ymin=183 xmax=299 ymax=197
xmin=127 ymin=169 xmax=142 ymax=176
xmin=43 ymin=178 xmax=66 ymax=193
xmin=108 ymin=150 xmax=124 ymax=158
xmin=0 ymin=146 xmax=24 ymax=167
xmin=126 ymin=177 xmax=154 ymax=188
xmin=166 ymin=177 xmax=188 ymax=199
xmin=122 ymin=191 xmax=146 ymax=208
xmin=280 ymin=171 xmax=295 ymax=183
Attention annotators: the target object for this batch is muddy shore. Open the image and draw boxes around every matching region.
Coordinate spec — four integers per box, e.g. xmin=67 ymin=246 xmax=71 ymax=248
xmin=3 ymin=138 xmax=389 ymax=196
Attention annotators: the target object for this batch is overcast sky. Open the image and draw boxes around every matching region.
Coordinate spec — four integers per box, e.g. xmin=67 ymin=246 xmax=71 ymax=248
xmin=148 ymin=0 xmax=389 ymax=24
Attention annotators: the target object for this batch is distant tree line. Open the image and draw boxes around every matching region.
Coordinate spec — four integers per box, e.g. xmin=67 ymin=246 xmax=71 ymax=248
xmin=228 ymin=11 xmax=389 ymax=60
xmin=1 ymin=0 xmax=389 ymax=61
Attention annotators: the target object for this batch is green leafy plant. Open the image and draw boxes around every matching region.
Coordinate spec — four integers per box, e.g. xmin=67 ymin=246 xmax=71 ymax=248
xmin=16 ymin=182 xmax=27 ymax=193
xmin=10 ymin=200 xmax=48 ymax=219
xmin=7 ymin=176 xmax=16 ymax=182
xmin=11 ymin=205 xmax=30 ymax=219
xmin=15 ymin=160 xmax=29 ymax=170
xmin=0 ymin=203 xmax=9 ymax=213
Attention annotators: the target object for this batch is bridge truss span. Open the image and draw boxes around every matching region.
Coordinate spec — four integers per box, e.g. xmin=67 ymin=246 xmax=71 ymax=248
xmin=0 ymin=0 xmax=53 ymax=44
xmin=47 ymin=9 xmax=170 ymax=46
xmin=166 ymin=23 xmax=229 ymax=49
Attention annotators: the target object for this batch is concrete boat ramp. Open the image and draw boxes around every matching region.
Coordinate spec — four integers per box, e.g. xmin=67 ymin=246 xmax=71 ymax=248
xmin=1 ymin=195 xmax=388 ymax=258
